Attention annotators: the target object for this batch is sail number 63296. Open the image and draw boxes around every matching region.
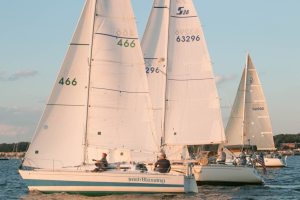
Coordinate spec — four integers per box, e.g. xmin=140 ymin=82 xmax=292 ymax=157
xmin=176 ymin=35 xmax=200 ymax=42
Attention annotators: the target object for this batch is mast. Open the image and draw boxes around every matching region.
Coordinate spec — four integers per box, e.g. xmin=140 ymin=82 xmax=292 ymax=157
xmin=162 ymin=0 xmax=171 ymax=147
xmin=83 ymin=0 xmax=97 ymax=165
xmin=241 ymin=54 xmax=249 ymax=146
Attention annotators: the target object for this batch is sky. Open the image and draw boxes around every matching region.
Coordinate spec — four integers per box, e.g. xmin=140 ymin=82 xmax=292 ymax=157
xmin=0 ymin=0 xmax=299 ymax=143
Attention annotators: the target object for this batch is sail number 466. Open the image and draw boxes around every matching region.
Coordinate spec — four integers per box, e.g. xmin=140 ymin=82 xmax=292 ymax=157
xmin=117 ymin=39 xmax=135 ymax=48
xmin=59 ymin=77 xmax=77 ymax=86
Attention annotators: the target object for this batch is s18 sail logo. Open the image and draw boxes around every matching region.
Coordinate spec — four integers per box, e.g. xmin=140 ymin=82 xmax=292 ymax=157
xmin=177 ymin=7 xmax=189 ymax=15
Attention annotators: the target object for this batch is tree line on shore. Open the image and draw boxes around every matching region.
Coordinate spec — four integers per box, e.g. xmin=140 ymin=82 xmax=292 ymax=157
xmin=0 ymin=134 xmax=299 ymax=152
xmin=274 ymin=133 xmax=300 ymax=148
xmin=0 ymin=142 xmax=30 ymax=152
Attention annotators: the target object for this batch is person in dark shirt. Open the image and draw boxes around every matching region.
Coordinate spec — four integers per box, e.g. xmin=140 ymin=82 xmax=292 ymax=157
xmin=92 ymin=153 xmax=108 ymax=172
xmin=154 ymin=152 xmax=171 ymax=173
xmin=216 ymin=148 xmax=226 ymax=164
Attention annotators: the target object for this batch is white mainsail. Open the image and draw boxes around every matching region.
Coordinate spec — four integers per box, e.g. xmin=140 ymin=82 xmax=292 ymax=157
xmin=23 ymin=0 xmax=159 ymax=169
xmin=225 ymin=54 xmax=275 ymax=150
xmin=142 ymin=0 xmax=225 ymax=148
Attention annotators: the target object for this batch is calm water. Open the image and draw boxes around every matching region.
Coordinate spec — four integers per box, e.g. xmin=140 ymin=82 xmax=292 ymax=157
xmin=1 ymin=156 xmax=299 ymax=200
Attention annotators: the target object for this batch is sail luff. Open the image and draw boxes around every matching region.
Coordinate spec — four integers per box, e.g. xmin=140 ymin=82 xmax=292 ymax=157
xmin=83 ymin=0 xmax=97 ymax=165
xmin=242 ymin=56 xmax=249 ymax=145
xmin=163 ymin=0 xmax=171 ymax=146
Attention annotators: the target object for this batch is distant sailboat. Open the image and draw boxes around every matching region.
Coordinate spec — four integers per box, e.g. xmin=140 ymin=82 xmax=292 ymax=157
xmin=225 ymin=54 xmax=286 ymax=167
xmin=19 ymin=0 xmax=197 ymax=194
xmin=142 ymin=0 xmax=263 ymax=184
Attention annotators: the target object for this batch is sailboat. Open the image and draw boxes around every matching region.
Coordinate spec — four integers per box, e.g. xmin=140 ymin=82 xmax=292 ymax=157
xmin=225 ymin=54 xmax=286 ymax=167
xmin=142 ymin=0 xmax=263 ymax=184
xmin=19 ymin=0 xmax=198 ymax=194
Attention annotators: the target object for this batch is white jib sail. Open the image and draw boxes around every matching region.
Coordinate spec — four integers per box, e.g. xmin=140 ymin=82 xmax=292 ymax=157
xmin=23 ymin=0 xmax=159 ymax=169
xmin=225 ymin=67 xmax=247 ymax=146
xmin=164 ymin=0 xmax=225 ymax=145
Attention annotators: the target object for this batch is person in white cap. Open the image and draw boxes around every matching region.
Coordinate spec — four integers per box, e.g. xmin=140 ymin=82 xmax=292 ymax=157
xmin=154 ymin=152 xmax=171 ymax=173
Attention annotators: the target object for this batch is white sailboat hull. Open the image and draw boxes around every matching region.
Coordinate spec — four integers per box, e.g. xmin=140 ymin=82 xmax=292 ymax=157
xmin=19 ymin=169 xmax=198 ymax=194
xmin=171 ymin=164 xmax=263 ymax=185
xmin=256 ymin=157 xmax=287 ymax=167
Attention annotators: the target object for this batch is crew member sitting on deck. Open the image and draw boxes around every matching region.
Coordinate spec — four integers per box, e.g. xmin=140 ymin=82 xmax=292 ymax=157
xmin=154 ymin=152 xmax=171 ymax=173
xmin=239 ymin=151 xmax=247 ymax=165
xmin=92 ymin=153 xmax=108 ymax=172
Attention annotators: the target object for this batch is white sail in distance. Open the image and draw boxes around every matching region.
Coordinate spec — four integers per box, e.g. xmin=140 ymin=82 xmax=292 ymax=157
xmin=23 ymin=0 xmax=159 ymax=169
xmin=142 ymin=0 xmax=225 ymax=147
xmin=225 ymin=54 xmax=275 ymax=150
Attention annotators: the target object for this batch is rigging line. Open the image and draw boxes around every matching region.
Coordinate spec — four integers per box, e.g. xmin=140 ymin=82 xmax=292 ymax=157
xmin=144 ymin=57 xmax=159 ymax=60
xmin=162 ymin=0 xmax=172 ymax=148
xmin=92 ymin=87 xmax=148 ymax=94
xmin=70 ymin=43 xmax=89 ymax=46
xmin=47 ymin=104 xmax=85 ymax=107
xmin=95 ymin=32 xmax=138 ymax=40
xmin=168 ymin=77 xmax=214 ymax=81
xmin=83 ymin=0 xmax=97 ymax=165
xmin=154 ymin=6 xmax=168 ymax=9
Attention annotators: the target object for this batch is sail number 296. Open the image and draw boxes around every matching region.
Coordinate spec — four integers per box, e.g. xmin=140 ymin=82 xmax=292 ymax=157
xmin=59 ymin=77 xmax=77 ymax=86
xmin=146 ymin=67 xmax=160 ymax=74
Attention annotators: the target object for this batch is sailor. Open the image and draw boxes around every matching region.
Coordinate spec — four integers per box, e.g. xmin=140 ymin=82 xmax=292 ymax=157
xmin=92 ymin=153 xmax=108 ymax=172
xmin=216 ymin=148 xmax=226 ymax=164
xmin=154 ymin=152 xmax=171 ymax=173
xmin=239 ymin=151 xmax=247 ymax=165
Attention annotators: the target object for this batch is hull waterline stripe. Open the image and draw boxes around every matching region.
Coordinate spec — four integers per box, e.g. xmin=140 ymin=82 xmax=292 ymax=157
xmin=24 ymin=179 xmax=183 ymax=188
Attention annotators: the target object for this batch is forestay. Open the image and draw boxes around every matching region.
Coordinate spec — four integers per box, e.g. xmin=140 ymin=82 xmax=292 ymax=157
xmin=23 ymin=0 xmax=159 ymax=170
